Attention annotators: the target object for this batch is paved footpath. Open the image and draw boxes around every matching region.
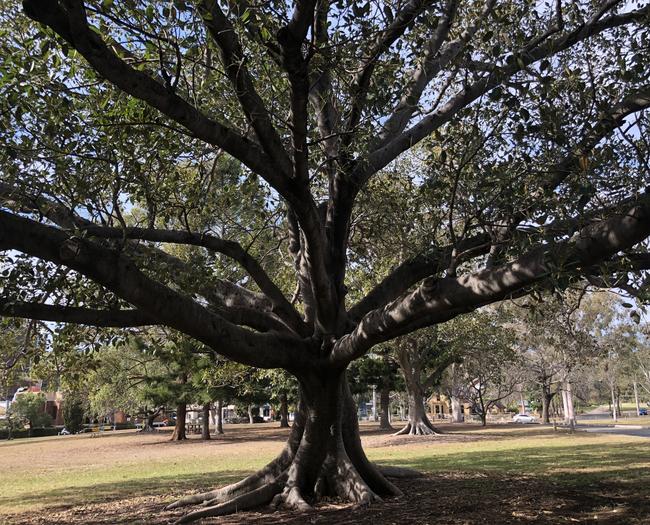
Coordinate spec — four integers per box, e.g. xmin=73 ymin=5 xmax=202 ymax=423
xmin=578 ymin=424 xmax=650 ymax=438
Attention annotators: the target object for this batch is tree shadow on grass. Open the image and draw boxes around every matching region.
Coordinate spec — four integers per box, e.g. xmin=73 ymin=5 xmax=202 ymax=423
xmin=0 ymin=469 xmax=251 ymax=511
xmin=4 ymin=441 xmax=649 ymax=524
xmin=378 ymin=441 xmax=650 ymax=481
xmin=5 ymin=468 xmax=649 ymax=525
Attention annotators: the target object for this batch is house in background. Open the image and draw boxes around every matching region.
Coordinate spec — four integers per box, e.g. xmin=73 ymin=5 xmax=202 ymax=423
xmin=12 ymin=385 xmax=65 ymax=425
xmin=427 ymin=393 xmax=471 ymax=419
xmin=427 ymin=393 xmax=507 ymax=420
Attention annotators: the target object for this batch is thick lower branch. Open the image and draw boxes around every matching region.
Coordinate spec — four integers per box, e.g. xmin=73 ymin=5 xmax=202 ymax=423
xmin=0 ymin=210 xmax=314 ymax=370
xmin=0 ymin=299 xmax=155 ymax=327
xmin=332 ymin=197 xmax=650 ymax=365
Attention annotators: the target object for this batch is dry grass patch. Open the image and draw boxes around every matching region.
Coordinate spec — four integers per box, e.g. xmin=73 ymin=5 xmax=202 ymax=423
xmin=1 ymin=423 xmax=649 ymax=524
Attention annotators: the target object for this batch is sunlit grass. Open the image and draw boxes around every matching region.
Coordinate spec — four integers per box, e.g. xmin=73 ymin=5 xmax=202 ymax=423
xmin=1 ymin=425 xmax=648 ymax=515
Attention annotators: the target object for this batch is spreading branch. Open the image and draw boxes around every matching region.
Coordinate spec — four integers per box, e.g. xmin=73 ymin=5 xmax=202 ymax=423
xmin=22 ymin=0 xmax=289 ymax=196
xmin=0 ymin=300 xmax=155 ymax=327
xmin=354 ymin=4 xmax=650 ymax=186
xmin=332 ymin=196 xmax=650 ymax=365
xmin=0 ymin=210 xmax=313 ymax=370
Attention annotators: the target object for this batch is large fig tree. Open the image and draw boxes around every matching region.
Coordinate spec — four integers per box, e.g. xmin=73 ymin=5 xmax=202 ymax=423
xmin=2 ymin=0 xmax=650 ymax=522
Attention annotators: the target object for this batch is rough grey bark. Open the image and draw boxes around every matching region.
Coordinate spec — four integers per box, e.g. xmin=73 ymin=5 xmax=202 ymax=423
xmin=279 ymin=392 xmax=290 ymax=429
xmin=171 ymin=403 xmax=187 ymax=441
xmin=379 ymin=383 xmax=392 ymax=430
xmin=215 ymin=399 xmax=224 ymax=435
xmin=202 ymin=403 xmax=211 ymax=440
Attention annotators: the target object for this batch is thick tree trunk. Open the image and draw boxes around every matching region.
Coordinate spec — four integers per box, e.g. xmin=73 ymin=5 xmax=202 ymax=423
xmin=450 ymin=395 xmax=463 ymax=423
xmin=247 ymin=404 xmax=254 ymax=425
xmin=215 ymin=399 xmax=224 ymax=435
xmin=561 ymin=382 xmax=575 ymax=430
xmin=167 ymin=373 xmax=403 ymax=524
xmin=140 ymin=411 xmax=158 ymax=433
xmin=541 ymin=385 xmax=554 ymax=424
xmin=395 ymin=339 xmax=441 ymax=436
xmin=611 ymin=384 xmax=618 ymax=421
xmin=279 ymin=392 xmax=289 ymax=428
xmin=202 ymin=403 xmax=211 ymax=440
xmin=634 ymin=380 xmax=641 ymax=416
xmin=394 ymin=388 xmax=440 ymax=435
xmin=171 ymin=403 xmax=187 ymax=441
xmin=379 ymin=383 xmax=392 ymax=430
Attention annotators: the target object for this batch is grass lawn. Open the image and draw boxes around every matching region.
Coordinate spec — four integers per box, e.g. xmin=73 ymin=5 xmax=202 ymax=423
xmin=1 ymin=423 xmax=649 ymax=524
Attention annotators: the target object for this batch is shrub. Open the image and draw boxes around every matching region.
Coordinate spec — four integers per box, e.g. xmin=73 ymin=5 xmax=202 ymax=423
xmin=62 ymin=395 xmax=85 ymax=433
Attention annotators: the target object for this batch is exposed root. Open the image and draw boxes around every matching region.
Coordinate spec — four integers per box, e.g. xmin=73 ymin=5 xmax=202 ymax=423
xmin=331 ymin=457 xmax=381 ymax=506
xmin=174 ymin=481 xmax=283 ymax=524
xmin=377 ymin=465 xmax=424 ymax=478
xmin=166 ymin=451 xmax=291 ymax=510
xmin=168 ymin=377 xmax=403 ymax=523
xmin=393 ymin=420 xmax=442 ymax=436
xmin=271 ymin=486 xmax=312 ymax=511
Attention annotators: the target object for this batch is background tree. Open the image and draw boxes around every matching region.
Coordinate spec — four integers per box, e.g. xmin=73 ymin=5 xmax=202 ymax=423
xmin=348 ymin=349 xmax=401 ymax=430
xmin=62 ymin=390 xmax=85 ymax=433
xmin=393 ymin=329 xmax=456 ymax=435
xmin=443 ymin=310 xmax=519 ymax=426
xmin=87 ymin=340 xmax=166 ymax=431
xmin=10 ymin=392 xmax=52 ymax=436
xmin=260 ymin=369 xmax=299 ymax=429
xmin=458 ymin=343 xmax=520 ymax=426
xmin=2 ymin=0 xmax=650 ymax=521
xmin=634 ymin=331 xmax=650 ymax=404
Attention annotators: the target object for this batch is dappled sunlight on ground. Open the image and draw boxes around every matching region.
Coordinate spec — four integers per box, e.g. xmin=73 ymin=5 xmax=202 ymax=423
xmin=2 ymin=422 xmax=649 ymax=524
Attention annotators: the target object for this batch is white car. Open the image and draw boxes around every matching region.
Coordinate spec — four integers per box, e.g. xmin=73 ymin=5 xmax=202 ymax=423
xmin=512 ymin=413 xmax=536 ymax=424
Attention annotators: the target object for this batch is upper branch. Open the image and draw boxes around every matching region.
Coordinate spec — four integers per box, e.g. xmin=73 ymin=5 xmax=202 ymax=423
xmin=343 ymin=0 xmax=435 ymax=149
xmin=354 ymin=3 xmax=650 ymax=186
xmin=22 ymin=0 xmax=290 ymax=195
xmin=309 ymin=0 xmax=339 ymax=178
xmin=198 ymin=0 xmax=293 ymax=177
xmin=277 ymin=0 xmax=318 ymax=183
xmin=376 ymin=0 xmax=497 ymax=145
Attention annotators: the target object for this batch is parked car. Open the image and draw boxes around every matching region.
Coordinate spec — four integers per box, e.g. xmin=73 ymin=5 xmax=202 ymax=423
xmin=639 ymin=408 xmax=648 ymax=416
xmin=512 ymin=413 xmax=536 ymax=424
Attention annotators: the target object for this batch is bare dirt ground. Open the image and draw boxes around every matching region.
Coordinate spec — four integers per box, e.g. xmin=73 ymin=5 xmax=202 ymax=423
xmin=2 ymin=423 xmax=649 ymax=524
